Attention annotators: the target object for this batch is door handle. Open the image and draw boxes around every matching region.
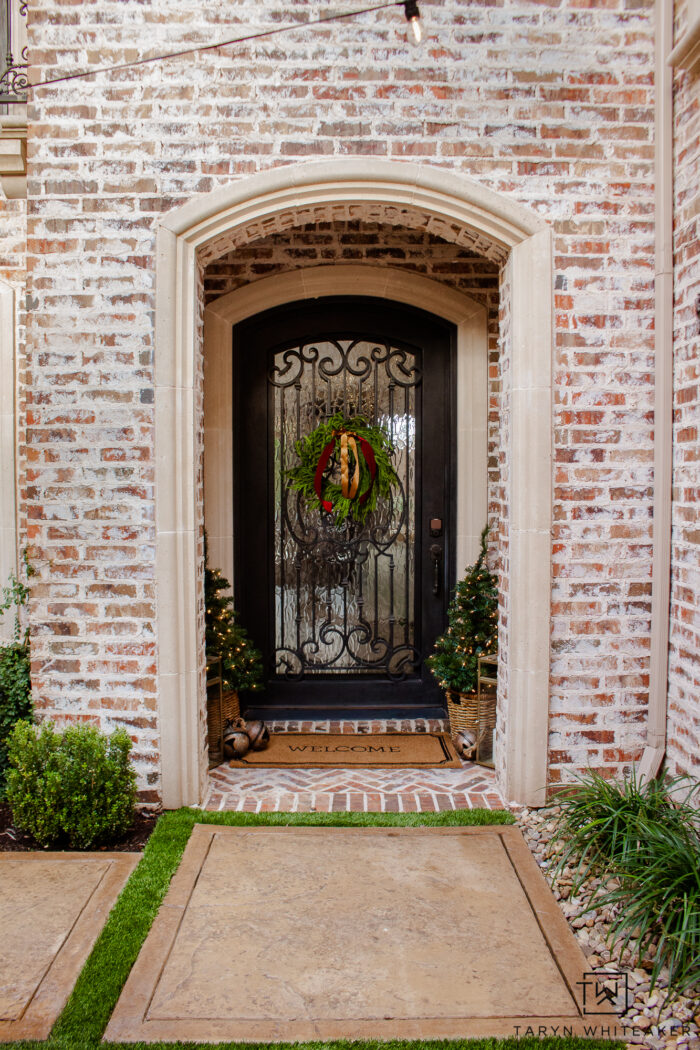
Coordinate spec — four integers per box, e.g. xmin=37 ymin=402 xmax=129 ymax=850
xmin=430 ymin=544 xmax=442 ymax=596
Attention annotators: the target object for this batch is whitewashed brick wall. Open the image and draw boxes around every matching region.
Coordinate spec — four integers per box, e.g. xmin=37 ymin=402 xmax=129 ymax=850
xmin=21 ymin=0 xmax=659 ymax=800
xmin=0 ymin=198 xmax=25 ymax=288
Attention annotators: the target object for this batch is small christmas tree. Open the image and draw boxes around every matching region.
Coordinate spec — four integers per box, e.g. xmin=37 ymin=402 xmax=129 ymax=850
xmin=428 ymin=525 xmax=498 ymax=694
xmin=205 ymin=544 xmax=263 ymax=695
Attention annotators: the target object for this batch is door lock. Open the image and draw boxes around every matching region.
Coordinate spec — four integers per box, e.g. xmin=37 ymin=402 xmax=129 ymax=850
xmin=429 ymin=517 xmax=443 ymax=538
xmin=430 ymin=544 xmax=442 ymax=596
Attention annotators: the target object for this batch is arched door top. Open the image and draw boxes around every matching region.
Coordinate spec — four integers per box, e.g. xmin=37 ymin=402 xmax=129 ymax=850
xmin=159 ymin=158 xmax=545 ymax=258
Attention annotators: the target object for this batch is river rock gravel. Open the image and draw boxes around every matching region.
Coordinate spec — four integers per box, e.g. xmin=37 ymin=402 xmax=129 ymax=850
xmin=514 ymin=805 xmax=699 ymax=1050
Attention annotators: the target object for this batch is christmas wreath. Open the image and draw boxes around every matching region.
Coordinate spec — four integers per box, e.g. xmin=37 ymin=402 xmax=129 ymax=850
xmin=286 ymin=412 xmax=399 ymax=526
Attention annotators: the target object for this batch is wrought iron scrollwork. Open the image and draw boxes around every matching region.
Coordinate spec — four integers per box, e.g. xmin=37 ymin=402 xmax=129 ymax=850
xmin=1 ymin=0 xmax=28 ymax=103
xmin=271 ymin=336 xmax=423 ymax=683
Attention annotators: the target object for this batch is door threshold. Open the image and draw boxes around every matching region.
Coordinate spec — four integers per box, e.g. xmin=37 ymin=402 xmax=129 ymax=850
xmin=242 ymin=705 xmax=448 ymax=721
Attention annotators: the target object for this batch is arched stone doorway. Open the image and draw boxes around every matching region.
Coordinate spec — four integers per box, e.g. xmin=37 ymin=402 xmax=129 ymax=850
xmin=154 ymin=159 xmax=553 ymax=808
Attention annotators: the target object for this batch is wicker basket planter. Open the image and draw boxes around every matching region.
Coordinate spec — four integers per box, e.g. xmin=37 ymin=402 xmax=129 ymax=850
xmin=446 ymin=679 xmax=497 ymax=768
xmin=206 ymin=658 xmax=241 ymax=767
xmin=445 ymin=689 xmax=479 ymax=736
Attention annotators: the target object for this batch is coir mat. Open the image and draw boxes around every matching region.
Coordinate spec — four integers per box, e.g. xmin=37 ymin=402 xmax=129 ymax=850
xmin=229 ymin=731 xmax=461 ymax=768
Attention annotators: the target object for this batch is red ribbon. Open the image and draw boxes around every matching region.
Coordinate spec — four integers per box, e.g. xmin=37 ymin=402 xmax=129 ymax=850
xmin=314 ymin=430 xmax=377 ymax=512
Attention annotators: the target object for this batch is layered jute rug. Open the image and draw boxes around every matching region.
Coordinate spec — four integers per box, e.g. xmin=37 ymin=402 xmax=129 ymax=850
xmin=229 ymin=731 xmax=461 ymax=768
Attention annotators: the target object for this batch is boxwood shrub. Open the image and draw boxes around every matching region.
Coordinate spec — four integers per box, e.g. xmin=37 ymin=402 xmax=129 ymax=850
xmin=0 ymin=639 xmax=32 ymax=792
xmin=5 ymin=720 xmax=137 ymax=849
xmin=0 ymin=558 xmax=34 ymax=793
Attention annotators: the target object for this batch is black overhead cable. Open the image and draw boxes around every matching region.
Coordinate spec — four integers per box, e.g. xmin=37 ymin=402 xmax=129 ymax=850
xmin=28 ymin=1 xmax=408 ymax=91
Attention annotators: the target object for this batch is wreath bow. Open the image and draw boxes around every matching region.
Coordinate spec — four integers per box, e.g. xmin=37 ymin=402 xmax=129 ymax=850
xmin=286 ymin=413 xmax=397 ymax=526
xmin=314 ymin=429 xmax=377 ymax=511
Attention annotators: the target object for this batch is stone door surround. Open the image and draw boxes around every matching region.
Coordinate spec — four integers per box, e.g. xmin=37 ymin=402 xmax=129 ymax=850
xmin=155 ymin=159 xmax=553 ymax=809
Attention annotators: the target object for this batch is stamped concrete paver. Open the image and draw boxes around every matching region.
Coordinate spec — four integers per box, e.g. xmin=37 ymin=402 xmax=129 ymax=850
xmin=106 ymin=825 xmax=618 ymax=1043
xmin=0 ymin=852 xmax=139 ymax=1042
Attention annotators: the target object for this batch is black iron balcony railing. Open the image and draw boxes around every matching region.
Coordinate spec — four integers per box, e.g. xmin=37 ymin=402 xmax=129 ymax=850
xmin=1 ymin=0 xmax=28 ymax=104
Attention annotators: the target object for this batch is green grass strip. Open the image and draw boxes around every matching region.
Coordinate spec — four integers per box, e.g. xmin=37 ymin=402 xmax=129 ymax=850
xmin=3 ymin=806 xmax=620 ymax=1050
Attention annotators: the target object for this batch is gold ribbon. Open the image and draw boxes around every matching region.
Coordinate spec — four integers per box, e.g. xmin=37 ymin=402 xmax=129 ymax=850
xmin=339 ymin=431 xmax=360 ymax=499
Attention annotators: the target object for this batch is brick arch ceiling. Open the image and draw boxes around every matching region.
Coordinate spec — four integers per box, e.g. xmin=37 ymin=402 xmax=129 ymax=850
xmin=198 ymin=200 xmax=509 ymax=268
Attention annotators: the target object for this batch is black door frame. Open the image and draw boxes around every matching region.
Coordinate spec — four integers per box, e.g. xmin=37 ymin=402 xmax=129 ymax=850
xmin=233 ymin=296 xmax=456 ymax=720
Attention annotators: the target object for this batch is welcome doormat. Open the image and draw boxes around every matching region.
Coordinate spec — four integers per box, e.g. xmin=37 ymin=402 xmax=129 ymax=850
xmin=229 ymin=732 xmax=461 ymax=768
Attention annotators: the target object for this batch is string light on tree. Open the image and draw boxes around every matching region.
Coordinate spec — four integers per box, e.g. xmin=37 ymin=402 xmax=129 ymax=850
xmin=204 ymin=540 xmax=263 ymax=695
xmin=428 ymin=525 xmax=498 ymax=694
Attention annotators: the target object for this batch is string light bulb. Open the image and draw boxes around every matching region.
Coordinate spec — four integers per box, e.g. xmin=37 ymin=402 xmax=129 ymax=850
xmin=403 ymin=0 xmax=423 ymax=45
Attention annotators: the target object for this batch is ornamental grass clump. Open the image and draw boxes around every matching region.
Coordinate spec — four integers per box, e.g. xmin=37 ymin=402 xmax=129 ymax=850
xmin=553 ymin=769 xmax=700 ymax=1001
xmin=552 ymin=768 xmax=699 ymax=888
xmin=597 ymin=816 xmax=700 ymax=1000
xmin=5 ymin=720 xmax=137 ymax=849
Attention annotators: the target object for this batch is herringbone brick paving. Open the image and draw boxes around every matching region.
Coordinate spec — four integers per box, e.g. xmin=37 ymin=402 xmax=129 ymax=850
xmin=203 ymin=721 xmax=504 ymax=812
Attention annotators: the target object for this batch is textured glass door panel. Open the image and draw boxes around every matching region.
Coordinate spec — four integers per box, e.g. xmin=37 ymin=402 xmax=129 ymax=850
xmin=270 ymin=339 xmax=421 ymax=680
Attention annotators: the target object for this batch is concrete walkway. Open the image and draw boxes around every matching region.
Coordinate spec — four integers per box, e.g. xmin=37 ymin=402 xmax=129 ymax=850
xmin=0 ymin=852 xmax=139 ymax=1042
xmin=106 ymin=824 xmax=619 ymax=1044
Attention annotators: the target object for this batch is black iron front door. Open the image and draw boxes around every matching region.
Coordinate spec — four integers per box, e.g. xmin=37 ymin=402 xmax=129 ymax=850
xmin=234 ymin=297 xmax=455 ymax=719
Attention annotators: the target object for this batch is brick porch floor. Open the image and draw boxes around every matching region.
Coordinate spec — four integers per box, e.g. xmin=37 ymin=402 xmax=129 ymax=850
xmin=203 ymin=720 xmax=504 ymax=812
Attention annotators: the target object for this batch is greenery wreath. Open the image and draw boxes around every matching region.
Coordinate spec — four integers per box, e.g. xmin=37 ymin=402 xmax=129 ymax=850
xmin=286 ymin=412 xmax=399 ymax=526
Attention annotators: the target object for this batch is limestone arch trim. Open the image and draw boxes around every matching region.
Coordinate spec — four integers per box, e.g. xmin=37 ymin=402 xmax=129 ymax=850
xmin=204 ymin=266 xmax=488 ymax=599
xmin=160 ymin=160 xmax=544 ymax=255
xmin=154 ymin=159 xmax=553 ymax=809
